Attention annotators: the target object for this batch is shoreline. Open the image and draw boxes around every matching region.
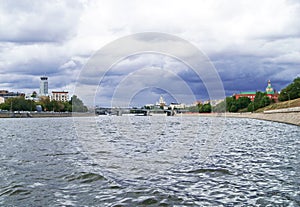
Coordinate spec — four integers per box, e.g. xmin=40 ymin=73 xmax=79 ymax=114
xmin=1 ymin=110 xmax=299 ymax=127
xmin=178 ymin=111 xmax=300 ymax=126
xmin=226 ymin=112 xmax=300 ymax=126
xmin=0 ymin=112 xmax=94 ymax=118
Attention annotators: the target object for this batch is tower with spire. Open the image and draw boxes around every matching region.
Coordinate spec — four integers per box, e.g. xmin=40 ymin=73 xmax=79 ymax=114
xmin=266 ymin=80 xmax=274 ymax=94
xmin=156 ymin=95 xmax=166 ymax=107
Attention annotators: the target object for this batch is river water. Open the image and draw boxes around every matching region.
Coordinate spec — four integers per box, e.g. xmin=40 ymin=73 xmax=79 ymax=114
xmin=0 ymin=116 xmax=299 ymax=206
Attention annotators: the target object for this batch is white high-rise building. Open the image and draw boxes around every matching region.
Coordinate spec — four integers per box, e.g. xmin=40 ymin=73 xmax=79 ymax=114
xmin=39 ymin=76 xmax=48 ymax=96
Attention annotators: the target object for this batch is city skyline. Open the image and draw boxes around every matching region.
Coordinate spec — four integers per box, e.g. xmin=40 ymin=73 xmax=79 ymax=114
xmin=0 ymin=0 xmax=300 ymax=106
xmin=0 ymin=76 xmax=285 ymax=108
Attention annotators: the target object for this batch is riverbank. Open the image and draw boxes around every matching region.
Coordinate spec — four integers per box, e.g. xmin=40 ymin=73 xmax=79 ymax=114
xmin=1 ymin=110 xmax=299 ymax=126
xmin=0 ymin=112 xmax=94 ymax=118
xmin=180 ymin=109 xmax=300 ymax=126
xmin=255 ymin=98 xmax=300 ymax=112
xmin=223 ymin=112 xmax=300 ymax=126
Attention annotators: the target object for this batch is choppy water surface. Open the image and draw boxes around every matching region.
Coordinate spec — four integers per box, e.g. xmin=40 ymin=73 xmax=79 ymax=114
xmin=0 ymin=116 xmax=299 ymax=206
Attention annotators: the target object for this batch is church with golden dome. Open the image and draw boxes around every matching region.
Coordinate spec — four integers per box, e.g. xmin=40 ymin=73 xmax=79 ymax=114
xmin=235 ymin=80 xmax=279 ymax=102
xmin=266 ymin=80 xmax=274 ymax=94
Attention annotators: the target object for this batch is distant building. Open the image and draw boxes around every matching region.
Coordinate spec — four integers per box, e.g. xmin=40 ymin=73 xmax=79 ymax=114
xmin=203 ymin=100 xmax=211 ymax=105
xmin=169 ymin=103 xmax=185 ymax=110
xmin=144 ymin=104 xmax=155 ymax=109
xmin=191 ymin=100 xmax=202 ymax=106
xmin=0 ymin=90 xmax=8 ymax=97
xmin=39 ymin=76 xmax=48 ymax=96
xmin=210 ymin=99 xmax=224 ymax=106
xmin=156 ymin=95 xmax=166 ymax=107
xmin=235 ymin=91 xmax=257 ymax=101
xmin=25 ymin=93 xmax=39 ymax=102
xmin=0 ymin=90 xmax=25 ymax=99
xmin=51 ymin=91 xmax=69 ymax=102
xmin=0 ymin=96 xmax=4 ymax=104
xmin=235 ymin=80 xmax=279 ymax=102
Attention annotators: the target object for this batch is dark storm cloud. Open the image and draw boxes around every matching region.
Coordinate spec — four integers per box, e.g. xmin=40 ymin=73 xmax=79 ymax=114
xmin=212 ymin=53 xmax=298 ymax=96
xmin=5 ymin=61 xmax=62 ymax=76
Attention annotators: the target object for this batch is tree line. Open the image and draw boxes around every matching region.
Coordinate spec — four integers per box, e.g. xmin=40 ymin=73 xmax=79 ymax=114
xmin=186 ymin=102 xmax=212 ymax=113
xmin=224 ymin=91 xmax=271 ymax=112
xmin=214 ymin=77 xmax=300 ymax=113
xmin=0 ymin=95 xmax=88 ymax=112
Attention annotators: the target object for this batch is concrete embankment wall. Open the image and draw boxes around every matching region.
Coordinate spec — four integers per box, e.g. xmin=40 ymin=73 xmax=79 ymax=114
xmin=220 ymin=107 xmax=300 ymax=126
xmin=0 ymin=112 xmax=94 ymax=118
xmin=224 ymin=112 xmax=300 ymax=126
xmin=180 ymin=107 xmax=300 ymax=126
xmin=0 ymin=112 xmax=72 ymax=118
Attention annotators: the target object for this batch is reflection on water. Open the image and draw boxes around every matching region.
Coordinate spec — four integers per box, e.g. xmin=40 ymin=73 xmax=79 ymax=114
xmin=0 ymin=117 xmax=299 ymax=206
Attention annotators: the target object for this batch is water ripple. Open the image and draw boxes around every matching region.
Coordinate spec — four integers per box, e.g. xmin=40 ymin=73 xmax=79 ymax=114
xmin=0 ymin=117 xmax=299 ymax=206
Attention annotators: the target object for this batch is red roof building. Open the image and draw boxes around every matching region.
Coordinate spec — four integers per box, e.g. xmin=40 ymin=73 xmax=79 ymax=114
xmin=234 ymin=80 xmax=279 ymax=102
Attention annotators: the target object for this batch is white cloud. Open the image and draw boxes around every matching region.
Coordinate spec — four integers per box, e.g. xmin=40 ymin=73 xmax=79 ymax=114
xmin=0 ymin=0 xmax=300 ymax=104
xmin=60 ymin=60 xmax=77 ymax=69
xmin=265 ymin=51 xmax=300 ymax=64
xmin=73 ymin=0 xmax=300 ymax=54
xmin=0 ymin=0 xmax=83 ymax=43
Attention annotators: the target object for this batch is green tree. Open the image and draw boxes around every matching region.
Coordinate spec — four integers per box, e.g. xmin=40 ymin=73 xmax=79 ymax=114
xmin=247 ymin=102 xmax=255 ymax=112
xmin=51 ymin=100 xmax=66 ymax=112
xmin=38 ymin=97 xmax=52 ymax=111
xmin=260 ymin=96 xmax=271 ymax=107
xmin=71 ymin=95 xmax=88 ymax=112
xmin=0 ymin=97 xmax=36 ymax=111
xmin=199 ymin=103 xmax=211 ymax=113
xmin=225 ymin=96 xmax=244 ymax=112
xmin=212 ymin=100 xmax=226 ymax=113
xmin=245 ymin=91 xmax=271 ymax=111
xmin=253 ymin=91 xmax=268 ymax=109
xmin=225 ymin=96 xmax=236 ymax=112
xmin=230 ymin=104 xmax=238 ymax=112
xmin=0 ymin=101 xmax=10 ymax=110
xmin=279 ymin=77 xmax=300 ymax=101
xmin=63 ymin=101 xmax=72 ymax=112
xmin=187 ymin=105 xmax=200 ymax=112
xmin=236 ymin=97 xmax=251 ymax=109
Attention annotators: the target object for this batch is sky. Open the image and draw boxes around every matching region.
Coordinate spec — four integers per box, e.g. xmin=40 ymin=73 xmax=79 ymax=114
xmin=0 ymin=0 xmax=300 ymax=107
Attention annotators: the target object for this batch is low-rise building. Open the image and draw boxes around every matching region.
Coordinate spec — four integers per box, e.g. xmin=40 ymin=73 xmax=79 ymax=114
xmin=235 ymin=91 xmax=257 ymax=101
xmin=235 ymin=80 xmax=279 ymax=102
xmin=51 ymin=91 xmax=69 ymax=102
xmin=169 ymin=102 xmax=185 ymax=110
xmin=0 ymin=97 xmax=4 ymax=104
xmin=25 ymin=91 xmax=39 ymax=102
xmin=0 ymin=90 xmax=25 ymax=99
xmin=210 ymin=99 xmax=224 ymax=106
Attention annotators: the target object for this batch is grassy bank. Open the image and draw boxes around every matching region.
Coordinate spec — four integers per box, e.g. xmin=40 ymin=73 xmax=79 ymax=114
xmin=255 ymin=98 xmax=300 ymax=112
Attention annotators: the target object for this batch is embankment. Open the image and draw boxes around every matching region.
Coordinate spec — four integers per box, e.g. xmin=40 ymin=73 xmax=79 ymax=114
xmin=0 ymin=112 xmax=94 ymax=118
xmin=223 ymin=111 xmax=300 ymax=126
xmin=181 ymin=107 xmax=300 ymax=126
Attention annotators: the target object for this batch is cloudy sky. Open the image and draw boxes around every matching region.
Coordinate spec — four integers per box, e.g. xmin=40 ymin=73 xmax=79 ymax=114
xmin=0 ymin=0 xmax=300 ymax=106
